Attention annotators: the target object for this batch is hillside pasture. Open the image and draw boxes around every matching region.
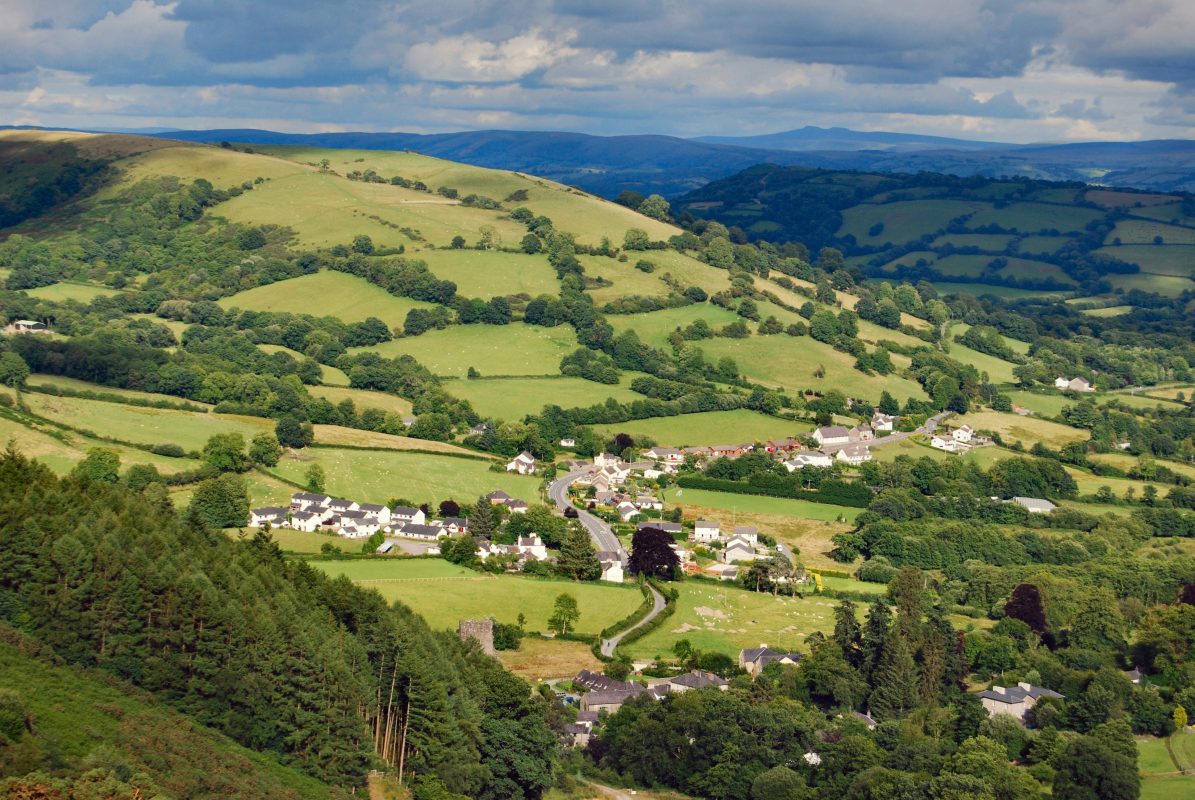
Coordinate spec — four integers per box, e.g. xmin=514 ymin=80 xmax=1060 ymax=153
xmin=1106 ymin=272 xmax=1194 ymax=296
xmin=414 ymin=249 xmax=559 ymax=298
xmin=930 ymin=282 xmax=1070 ymax=299
xmin=311 ymin=425 xmax=485 ymax=456
xmin=448 ymin=375 xmax=643 ymax=419
xmin=968 ymin=202 xmax=1103 ymax=234
xmin=308 ymin=384 xmax=413 ymax=416
xmin=268 ymin=447 xmax=539 ymax=505
xmin=607 ymin=303 xmax=741 ymax=348
xmin=1016 ymin=235 xmax=1070 ymax=255
xmin=593 ymin=410 xmax=811 ymax=447
xmin=955 ymin=410 xmax=1087 ymax=449
xmin=581 ymin=250 xmax=732 ymax=305
xmin=24 ymin=282 xmax=123 ymax=303
xmin=1097 ymin=245 xmax=1195 ymax=277
xmin=27 ymin=374 xmax=214 ymax=408
xmin=310 ymin=560 xmax=645 ymax=635
xmin=1105 ymin=219 xmax=1195 ymax=246
xmin=256 ymin=344 xmax=351 ymax=385
xmin=944 ymin=341 xmax=1020 ymax=383
xmin=355 ymin=322 xmax=578 ymax=377
xmin=219 ymin=270 xmax=435 ymax=330
xmin=931 ymin=233 xmax=1014 ymax=251
xmin=1005 ymin=390 xmax=1070 ymax=418
xmin=838 ymin=199 xmax=987 ymax=246
xmin=22 ymin=393 xmax=271 ymax=450
xmin=697 ymin=333 xmax=927 ymax=401
xmin=1080 ymin=305 xmax=1133 ymax=317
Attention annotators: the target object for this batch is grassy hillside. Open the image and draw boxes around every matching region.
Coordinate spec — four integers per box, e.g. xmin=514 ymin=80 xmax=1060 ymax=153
xmin=219 ymin=269 xmax=436 ymax=327
xmin=0 ymin=633 xmax=337 ymax=799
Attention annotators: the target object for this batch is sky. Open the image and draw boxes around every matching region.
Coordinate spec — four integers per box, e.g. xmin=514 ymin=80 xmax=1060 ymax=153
xmin=2 ymin=0 xmax=1194 ymax=142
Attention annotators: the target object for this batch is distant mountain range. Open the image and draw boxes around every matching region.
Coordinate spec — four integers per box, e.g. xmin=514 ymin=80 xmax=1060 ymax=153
xmin=53 ymin=124 xmax=1195 ymax=197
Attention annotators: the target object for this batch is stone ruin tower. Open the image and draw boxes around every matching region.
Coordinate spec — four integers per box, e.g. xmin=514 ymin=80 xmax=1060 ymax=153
xmin=458 ymin=618 xmax=495 ymax=655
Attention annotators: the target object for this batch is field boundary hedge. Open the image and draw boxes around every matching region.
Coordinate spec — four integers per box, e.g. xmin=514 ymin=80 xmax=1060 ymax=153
xmin=675 ymin=474 xmax=872 ymax=507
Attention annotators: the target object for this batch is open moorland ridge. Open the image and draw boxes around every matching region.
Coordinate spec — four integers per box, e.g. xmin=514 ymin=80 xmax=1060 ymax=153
xmin=2 ymin=128 xmax=1195 ymax=799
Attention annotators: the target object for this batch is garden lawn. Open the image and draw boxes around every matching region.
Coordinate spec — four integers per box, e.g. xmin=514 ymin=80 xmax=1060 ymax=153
xmin=22 ymin=393 xmax=271 ymax=450
xmin=449 ymin=375 xmax=643 ymax=419
xmin=621 ymin=581 xmax=849 ymax=661
xmin=593 ymin=410 xmax=811 ymax=447
xmin=310 ymin=560 xmax=645 ymax=635
xmin=355 ymin=323 xmax=578 ymax=377
xmin=955 ymin=410 xmax=1087 ymax=449
xmin=698 ymin=334 xmax=927 ymax=402
xmin=219 ymin=270 xmax=436 ymax=330
xmin=268 ymin=447 xmax=539 ymax=505
xmin=415 ymin=249 xmax=559 ymax=298
xmin=23 ymin=281 xmax=124 ymax=303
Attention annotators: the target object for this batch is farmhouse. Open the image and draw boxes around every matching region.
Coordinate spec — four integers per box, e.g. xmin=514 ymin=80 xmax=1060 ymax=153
xmin=732 ymin=526 xmax=759 ymax=545
xmin=738 ymin=645 xmax=804 ymax=675
xmin=871 ymin=413 xmax=897 ymax=432
xmin=598 ymin=558 xmax=624 ymax=583
xmin=721 ymin=535 xmax=757 ymax=564
xmin=515 ymin=534 xmax=549 ymax=560
xmin=506 ymin=451 xmax=537 ymax=475
xmin=951 ymin=424 xmax=974 ymax=443
xmin=784 ymin=451 xmax=834 ymax=471
xmin=836 ymin=444 xmax=872 ymax=466
xmin=691 ymin=519 xmax=722 ymax=543
xmin=931 ymin=435 xmax=960 ymax=453
xmin=979 ymin=682 xmax=1064 ymax=722
xmin=2 ymin=319 xmax=49 ymax=335
xmin=1010 ymin=496 xmax=1057 ymax=514
xmin=1055 ymin=376 xmax=1095 ymax=392
xmin=813 ymin=426 xmax=851 ymax=447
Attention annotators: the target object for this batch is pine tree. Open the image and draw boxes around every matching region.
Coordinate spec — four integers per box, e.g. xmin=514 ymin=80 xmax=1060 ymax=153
xmin=860 ymin=601 xmax=893 ymax=685
xmin=556 ymin=527 xmax=601 ymax=580
xmin=833 ymin=600 xmax=863 ymax=669
xmin=470 ymin=496 xmax=497 ymax=539
xmin=869 ymin=628 xmax=920 ymax=721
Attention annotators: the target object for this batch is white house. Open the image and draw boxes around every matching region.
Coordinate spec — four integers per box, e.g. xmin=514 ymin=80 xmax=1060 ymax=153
xmin=813 ymin=426 xmax=851 ymax=447
xmin=1054 ymin=376 xmax=1071 ymax=389
xmin=951 ymin=424 xmax=974 ymax=443
xmin=692 ymin=519 xmax=722 ymax=543
xmin=871 ymin=413 xmax=897 ymax=432
xmin=506 ymin=451 xmax=537 ymax=475
xmin=722 ymin=536 xmax=757 ymax=564
xmin=398 ymin=523 xmax=448 ymax=540
xmin=2 ymin=319 xmax=49 ymax=335
xmin=643 ymin=446 xmax=685 ymax=464
xmin=616 ymin=501 xmax=641 ymax=522
xmin=291 ymin=492 xmax=331 ymax=511
xmin=598 ymin=555 xmax=624 ymax=583
xmin=732 ymin=526 xmax=759 ymax=546
xmin=784 ymin=451 xmax=834 ymax=471
xmin=559 ymin=437 xmax=576 ymax=448
xmin=288 ymin=510 xmax=323 ymax=532
xmin=835 ymin=444 xmax=872 ymax=466
xmin=979 ymin=682 xmax=1064 ymax=722
xmin=505 ymin=499 xmax=529 ymax=514
xmin=327 ymin=498 xmax=359 ymax=514
xmin=931 ymin=435 xmax=959 ymax=453
xmin=634 ymin=495 xmax=664 ymax=511
xmin=738 ymin=645 xmax=803 ymax=676
xmin=515 ymin=534 xmax=549 ymax=561
xmin=250 ymin=507 xmax=287 ymax=527
xmin=358 ymin=502 xmax=391 ymax=526
xmin=594 ymin=452 xmax=622 ymax=468
xmin=438 ymin=517 xmax=468 ymax=534
xmin=391 ymin=506 xmax=427 ymax=527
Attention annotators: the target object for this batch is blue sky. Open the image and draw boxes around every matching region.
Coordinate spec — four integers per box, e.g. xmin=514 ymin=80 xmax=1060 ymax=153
xmin=2 ymin=1 xmax=1194 ymax=141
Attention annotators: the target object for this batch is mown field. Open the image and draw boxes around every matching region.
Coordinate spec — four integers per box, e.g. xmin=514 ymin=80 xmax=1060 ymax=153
xmin=662 ymin=487 xmax=861 ymax=523
xmin=355 ymin=322 xmax=578 ymax=377
xmin=448 ymin=375 xmax=643 ymax=419
xmin=268 ymin=447 xmax=539 ymax=505
xmin=23 ymin=281 xmax=124 ymax=303
xmin=622 ymin=580 xmax=847 ymax=661
xmin=956 ymin=410 xmax=1088 ymax=449
xmin=219 ymin=270 xmax=433 ymax=330
xmin=309 ymin=559 xmax=645 ymax=635
xmin=1138 ymin=734 xmax=1195 ymax=800
xmin=593 ymin=410 xmax=811 ymax=446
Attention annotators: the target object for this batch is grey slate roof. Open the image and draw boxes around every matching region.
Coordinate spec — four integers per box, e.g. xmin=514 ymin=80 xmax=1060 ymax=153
xmin=638 ymin=521 xmax=683 ymax=533
xmin=978 ymin=684 xmax=1064 ymax=704
xmin=669 ymin=671 xmax=729 ymax=690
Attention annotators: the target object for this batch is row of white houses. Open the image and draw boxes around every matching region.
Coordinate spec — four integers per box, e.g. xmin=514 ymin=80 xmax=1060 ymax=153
xmin=251 ymin=492 xmax=468 ymax=540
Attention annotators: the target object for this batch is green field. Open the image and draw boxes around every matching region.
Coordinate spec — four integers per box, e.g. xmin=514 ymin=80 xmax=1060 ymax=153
xmin=1138 ymin=734 xmax=1195 ymax=800
xmin=415 ymin=249 xmax=559 ymax=298
xmin=22 ymin=393 xmax=271 ymax=450
xmin=698 ymin=333 xmax=927 ymax=401
xmin=930 ymin=282 xmax=1070 ymax=299
xmin=582 ymin=249 xmax=732 ymax=305
xmin=236 ymin=526 xmax=360 ymax=553
xmin=622 ymin=580 xmax=847 ymax=660
xmin=257 ymin=344 xmax=351 ymax=385
xmin=1106 ymin=219 xmax=1195 ymax=246
xmin=1097 ymin=245 xmax=1195 ymax=277
xmin=1080 ymin=304 xmax=1133 ymax=317
xmin=308 ymin=384 xmax=414 ymax=416
xmin=838 ymin=199 xmax=987 ymax=245
xmin=268 ymin=447 xmax=540 ymax=505
xmin=1017 ymin=235 xmax=1070 ymax=255
xmin=662 ymin=486 xmax=861 ymax=522
xmin=310 ymin=559 xmax=645 ymax=635
xmin=866 ymin=436 xmax=1010 ymax=469
xmin=24 ymin=281 xmax=124 ymax=303
xmin=1107 ymin=272 xmax=1194 ymax=296
xmin=881 ymin=250 xmax=938 ymax=272
xmin=356 ymin=322 xmax=578 ymax=377
xmin=956 ymin=410 xmax=1087 ymax=449
xmin=1089 ymin=452 xmax=1195 ymax=482
xmin=931 ymin=233 xmax=1014 ymax=251
xmin=944 ymin=340 xmax=1020 ymax=383
xmin=449 ymin=375 xmax=643 ymax=419
xmin=607 ymin=304 xmax=741 ymax=348
xmin=969 ymin=202 xmax=1103 ymax=234
xmin=27 ymin=373 xmax=214 ymax=408
xmin=219 ymin=270 xmax=434 ymax=330
xmin=1005 ymin=389 xmax=1070 ymax=417
xmin=593 ymin=409 xmax=811 ymax=446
